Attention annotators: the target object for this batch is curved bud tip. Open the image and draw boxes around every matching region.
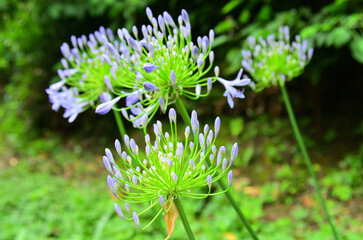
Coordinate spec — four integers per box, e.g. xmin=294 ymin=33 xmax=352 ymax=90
xmin=105 ymin=148 xmax=115 ymax=165
xmin=214 ymin=66 xmax=220 ymax=77
xmin=143 ymin=81 xmax=159 ymax=91
xmin=115 ymin=139 xmax=122 ymax=156
xmin=181 ymin=9 xmax=189 ymax=23
xmin=146 ymin=7 xmax=153 ymax=20
xmin=185 ymin=126 xmax=190 ymax=138
xmin=158 ymin=97 xmax=166 ymax=113
xmin=114 ymin=203 xmax=125 ymax=219
xmin=191 ymin=116 xmax=199 ymax=135
xmin=143 ymin=62 xmax=159 ymax=73
xmin=170 ymin=70 xmax=176 ymax=88
xmin=103 ymin=156 xmax=113 ymax=174
xmin=230 ymin=143 xmax=238 ymax=165
xmin=172 ymin=172 xmax=178 ymax=183
xmin=214 ymin=117 xmax=220 ymax=137
xmin=95 ymin=97 xmax=121 ymax=115
xmin=169 ymin=108 xmax=177 ymax=123
xmin=132 ymin=175 xmax=138 ymax=185
xmin=207 ymin=77 xmax=212 ymax=93
xmin=125 ymin=202 xmax=131 ymax=212
xmin=207 ymin=175 xmax=212 ymax=188
xmin=133 ymin=212 xmax=140 ymax=228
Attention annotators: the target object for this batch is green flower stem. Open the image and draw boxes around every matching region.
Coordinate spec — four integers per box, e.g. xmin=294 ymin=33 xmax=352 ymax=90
xmin=175 ymin=98 xmax=259 ymax=240
xmin=175 ymin=98 xmax=191 ymax=125
xmin=280 ymin=85 xmax=340 ymax=240
xmin=174 ymin=196 xmax=195 ymax=240
xmin=112 ymin=109 xmax=166 ymax=236
xmin=113 ymin=109 xmax=127 ymax=138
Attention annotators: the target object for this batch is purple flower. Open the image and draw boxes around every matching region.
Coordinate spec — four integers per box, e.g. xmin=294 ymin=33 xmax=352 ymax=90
xmin=207 ymin=175 xmax=212 ymax=188
xmin=107 ymin=175 xmax=118 ymax=197
xmin=217 ymin=69 xmax=251 ymax=108
xmin=133 ymin=212 xmax=140 ymax=228
xmin=114 ymin=203 xmax=125 ymax=219
xmin=230 ymin=143 xmax=238 ymax=165
xmin=143 ymin=62 xmax=159 ymax=73
xmin=143 ymin=82 xmax=159 ymax=91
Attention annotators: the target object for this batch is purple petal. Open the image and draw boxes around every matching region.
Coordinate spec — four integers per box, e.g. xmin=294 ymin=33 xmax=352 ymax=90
xmin=95 ymin=97 xmax=121 ymax=115
xmin=143 ymin=63 xmax=159 ymax=73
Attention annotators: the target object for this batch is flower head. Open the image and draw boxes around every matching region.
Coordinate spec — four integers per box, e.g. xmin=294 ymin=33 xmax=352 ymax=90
xmin=100 ymin=8 xmax=248 ymax=127
xmin=241 ymin=26 xmax=314 ymax=91
xmin=103 ymin=109 xmax=235 ymax=231
xmin=46 ymin=27 xmax=119 ymax=122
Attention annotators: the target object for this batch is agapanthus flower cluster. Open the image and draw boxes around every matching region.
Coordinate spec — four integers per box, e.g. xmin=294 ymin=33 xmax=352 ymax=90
xmin=95 ymin=8 xmax=250 ymax=126
xmin=241 ymin=26 xmax=313 ymax=92
xmin=103 ymin=108 xmax=236 ymax=229
xmin=46 ymin=26 xmax=117 ymax=122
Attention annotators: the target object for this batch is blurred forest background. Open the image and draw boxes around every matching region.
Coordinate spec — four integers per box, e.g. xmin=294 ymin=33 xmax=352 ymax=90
xmin=0 ymin=0 xmax=362 ymax=239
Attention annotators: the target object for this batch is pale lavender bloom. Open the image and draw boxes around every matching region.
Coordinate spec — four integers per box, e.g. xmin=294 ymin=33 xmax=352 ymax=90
xmin=214 ymin=117 xmax=220 ymax=137
xmin=230 ymin=143 xmax=238 ymax=165
xmin=124 ymin=89 xmax=142 ymax=107
xmin=132 ymin=175 xmax=138 ymax=185
xmin=217 ymin=69 xmax=251 ymax=108
xmin=49 ymin=79 xmax=66 ymax=91
xmin=143 ymin=62 xmax=159 ymax=73
xmin=181 ymin=9 xmax=189 ymax=23
xmin=114 ymin=203 xmax=125 ymax=219
xmin=103 ymin=156 xmax=113 ymax=175
xmin=171 ymin=172 xmax=178 ymax=183
xmin=214 ymin=66 xmax=219 ymax=77
xmin=159 ymin=195 xmax=165 ymax=206
xmin=133 ymin=212 xmax=140 ymax=228
xmin=107 ymin=175 xmax=118 ymax=197
xmin=207 ymin=77 xmax=212 ymax=93
xmin=195 ymin=84 xmax=201 ymax=96
xmin=163 ymin=11 xmax=176 ymax=28
xmin=170 ymin=70 xmax=176 ymax=88
xmin=207 ymin=175 xmax=212 ymax=188
xmin=191 ymin=110 xmax=199 ymax=135
xmin=115 ymin=139 xmax=122 ymax=156
xmin=105 ymin=148 xmax=115 ymax=165
xmin=104 ymin=75 xmax=114 ymax=92
xmin=146 ymin=7 xmax=153 ymax=21
xmin=192 ymin=46 xmax=199 ymax=59
xmin=99 ymin=92 xmax=112 ymax=103
xmin=209 ymin=30 xmax=215 ymax=45
xmin=222 ymin=158 xmax=227 ymax=170
xmin=169 ymin=108 xmax=176 ymax=123
xmin=143 ymin=82 xmax=159 ymax=91
xmin=46 ymin=86 xmax=88 ymax=122
xmin=124 ymin=202 xmax=130 ymax=213
xmin=209 ymin=51 xmax=214 ymax=64
xmin=185 ymin=126 xmax=190 ymax=138
xmin=95 ymin=96 xmax=121 ymax=115
xmin=158 ymin=97 xmax=166 ymax=113
xmin=308 ymin=48 xmax=314 ymax=60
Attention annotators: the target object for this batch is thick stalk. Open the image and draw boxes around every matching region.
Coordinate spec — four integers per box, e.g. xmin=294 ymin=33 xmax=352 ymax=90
xmin=113 ymin=109 xmax=127 ymax=138
xmin=174 ymin=98 xmax=259 ymax=240
xmin=175 ymin=98 xmax=191 ymax=125
xmin=112 ymin=109 xmax=166 ymax=235
xmin=173 ymin=197 xmax=195 ymax=240
xmin=280 ymin=85 xmax=340 ymax=240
